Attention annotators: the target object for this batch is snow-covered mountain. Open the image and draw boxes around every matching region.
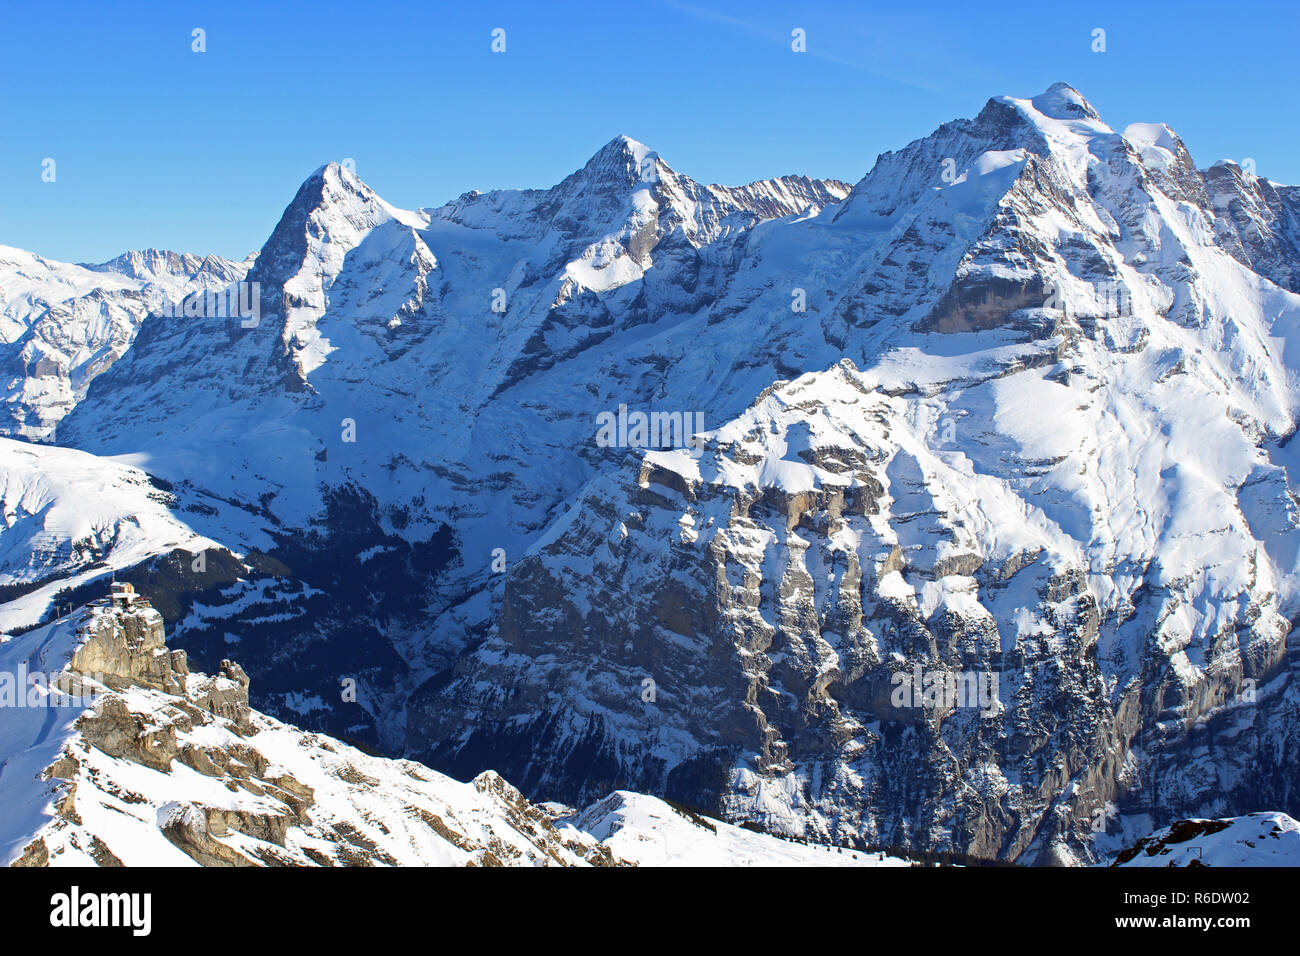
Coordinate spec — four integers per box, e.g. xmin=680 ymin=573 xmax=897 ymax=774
xmin=413 ymin=85 xmax=1300 ymax=861
xmin=0 ymin=246 xmax=252 ymax=439
xmin=38 ymin=144 xmax=852 ymax=749
xmin=1 ymin=82 xmax=1297 ymax=865
xmin=2 ymin=594 xmax=903 ymax=867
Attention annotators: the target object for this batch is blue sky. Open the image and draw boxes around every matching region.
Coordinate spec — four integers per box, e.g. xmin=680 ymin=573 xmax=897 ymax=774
xmin=3 ymin=0 xmax=1297 ymax=263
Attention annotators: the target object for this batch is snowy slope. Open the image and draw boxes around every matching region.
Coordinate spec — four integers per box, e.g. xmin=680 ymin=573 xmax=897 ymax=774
xmin=561 ymin=791 xmax=909 ymax=867
xmin=1112 ymin=813 xmax=1300 ymax=867
xmin=0 ymin=611 xmax=88 ymax=866
xmin=0 ymin=437 xmax=226 ymax=634
xmin=0 ymin=598 xmax=606 ymax=866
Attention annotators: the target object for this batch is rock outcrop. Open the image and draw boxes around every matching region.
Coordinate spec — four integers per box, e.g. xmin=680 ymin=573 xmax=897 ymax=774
xmin=5 ymin=597 xmax=620 ymax=867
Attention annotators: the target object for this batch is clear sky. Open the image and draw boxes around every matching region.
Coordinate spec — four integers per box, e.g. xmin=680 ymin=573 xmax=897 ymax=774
xmin=3 ymin=0 xmax=1297 ymax=263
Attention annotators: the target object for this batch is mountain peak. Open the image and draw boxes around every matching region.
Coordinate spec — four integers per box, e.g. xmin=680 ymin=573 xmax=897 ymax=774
xmin=1031 ymin=82 xmax=1101 ymax=120
xmin=600 ymin=134 xmax=656 ymax=161
xmin=251 ymin=162 xmax=424 ymax=290
xmin=299 ymin=160 xmax=373 ymax=205
xmin=577 ymin=135 xmax=665 ymax=188
xmin=983 ymin=82 xmax=1105 ymax=136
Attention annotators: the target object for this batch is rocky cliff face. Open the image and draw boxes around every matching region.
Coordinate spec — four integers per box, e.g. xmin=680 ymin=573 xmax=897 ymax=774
xmin=2 ymin=597 xmax=903 ymax=867
xmin=413 ymin=356 xmax=1300 ymax=863
xmin=1204 ymin=161 xmax=1300 ymax=295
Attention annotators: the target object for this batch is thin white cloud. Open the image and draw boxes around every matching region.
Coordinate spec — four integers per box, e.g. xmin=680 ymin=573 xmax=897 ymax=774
xmin=659 ymin=0 xmax=939 ymax=92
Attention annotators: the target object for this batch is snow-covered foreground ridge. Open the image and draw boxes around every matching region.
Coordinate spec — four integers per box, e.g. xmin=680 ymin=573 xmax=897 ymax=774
xmin=1 ymin=82 xmax=1299 ymax=865
xmin=0 ymin=438 xmax=223 ymax=635
xmin=0 ymin=594 xmax=905 ymax=867
xmin=1112 ymin=812 xmax=1300 ymax=867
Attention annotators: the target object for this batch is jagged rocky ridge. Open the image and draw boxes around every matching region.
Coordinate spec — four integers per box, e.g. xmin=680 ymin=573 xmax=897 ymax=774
xmin=2 ymin=593 xmax=613 ymax=866
xmin=2 ymin=593 xmax=897 ymax=866
xmin=0 ymin=84 xmax=1295 ymax=864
